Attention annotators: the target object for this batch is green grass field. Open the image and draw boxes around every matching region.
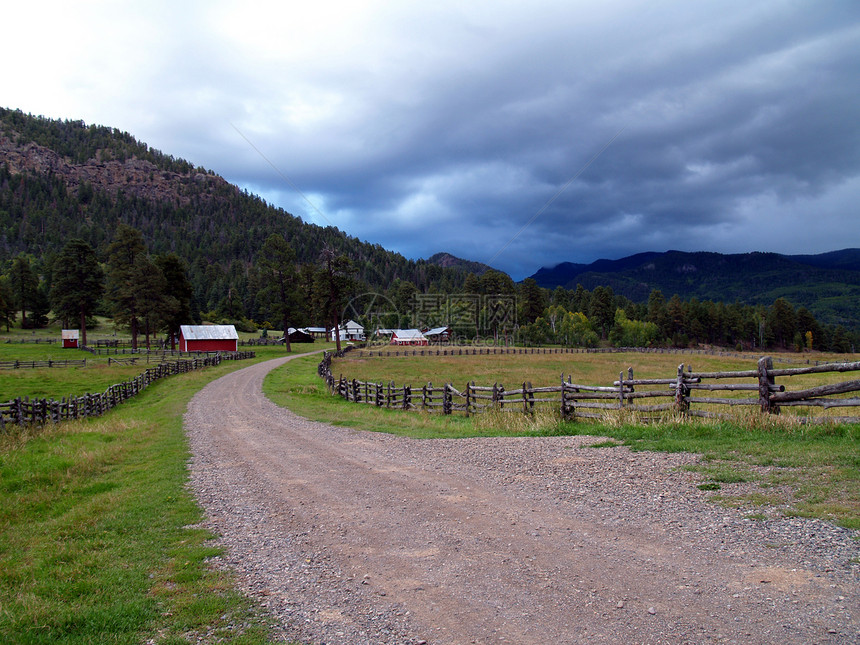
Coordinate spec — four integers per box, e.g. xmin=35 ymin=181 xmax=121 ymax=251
xmin=265 ymin=349 xmax=860 ymax=529
xmin=0 ymin=344 xmax=300 ymax=644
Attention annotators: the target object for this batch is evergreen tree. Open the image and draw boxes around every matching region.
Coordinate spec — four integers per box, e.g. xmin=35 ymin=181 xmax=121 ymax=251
xmin=551 ymin=285 xmax=570 ymax=310
xmin=154 ymin=253 xmax=194 ymax=350
xmin=50 ymin=238 xmax=103 ymax=346
xmin=315 ymin=246 xmax=356 ymax=352
xmin=646 ymin=289 xmax=669 ymax=340
xmin=134 ymin=255 xmax=168 ymax=349
xmin=570 ymin=284 xmax=590 ymax=314
xmin=257 ymin=233 xmax=297 ymax=352
xmin=767 ymin=298 xmax=796 ymax=349
xmin=795 ymin=307 xmax=824 ymax=351
xmin=0 ymin=277 xmax=16 ymax=331
xmin=105 ymin=223 xmax=147 ymax=349
xmin=519 ymin=278 xmax=546 ymax=324
xmin=8 ymin=255 xmax=39 ymax=328
xmin=588 ymin=286 xmax=614 ymax=339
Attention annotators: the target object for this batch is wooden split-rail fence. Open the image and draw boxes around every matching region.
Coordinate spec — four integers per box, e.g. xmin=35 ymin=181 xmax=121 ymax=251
xmin=0 ymin=351 xmax=255 ymax=429
xmin=360 ymin=345 xmax=849 ymax=367
xmin=318 ymin=351 xmax=860 ymax=424
xmin=0 ymin=359 xmax=88 ymax=369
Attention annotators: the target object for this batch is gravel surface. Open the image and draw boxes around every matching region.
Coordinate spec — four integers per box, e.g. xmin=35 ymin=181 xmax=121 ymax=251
xmin=185 ymin=354 xmax=860 ymax=644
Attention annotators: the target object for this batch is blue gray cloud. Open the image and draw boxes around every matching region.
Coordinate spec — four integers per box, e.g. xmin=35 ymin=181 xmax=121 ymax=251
xmin=5 ymin=0 xmax=860 ymax=278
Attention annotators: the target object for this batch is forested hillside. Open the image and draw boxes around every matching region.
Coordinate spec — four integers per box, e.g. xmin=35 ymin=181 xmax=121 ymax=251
xmin=0 ymin=108 xmax=481 ymax=316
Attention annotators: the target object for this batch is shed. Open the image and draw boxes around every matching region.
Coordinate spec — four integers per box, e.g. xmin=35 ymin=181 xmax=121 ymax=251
xmin=286 ymin=328 xmax=315 ymax=343
xmin=391 ymin=329 xmax=428 ymax=346
xmin=304 ymin=326 xmax=328 ymax=339
xmin=423 ymin=326 xmax=452 ymax=343
xmin=179 ymin=325 xmax=238 ymax=352
xmin=62 ymin=329 xmax=79 ymax=349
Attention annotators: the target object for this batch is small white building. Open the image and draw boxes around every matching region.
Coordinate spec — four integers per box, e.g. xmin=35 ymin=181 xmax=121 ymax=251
xmin=330 ymin=320 xmax=365 ymax=342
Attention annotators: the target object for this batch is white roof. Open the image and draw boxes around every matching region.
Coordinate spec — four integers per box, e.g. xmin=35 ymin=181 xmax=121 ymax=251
xmin=393 ymin=329 xmax=426 ymax=340
xmin=180 ymin=324 xmax=238 ymax=340
xmin=305 ymin=327 xmax=327 ymax=333
xmin=62 ymin=329 xmax=79 ymax=339
xmin=424 ymin=326 xmax=450 ymax=336
xmin=342 ymin=319 xmax=364 ymax=330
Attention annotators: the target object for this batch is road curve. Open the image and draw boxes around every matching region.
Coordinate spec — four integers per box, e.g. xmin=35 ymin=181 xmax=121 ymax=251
xmin=185 ymin=354 xmax=859 ymax=644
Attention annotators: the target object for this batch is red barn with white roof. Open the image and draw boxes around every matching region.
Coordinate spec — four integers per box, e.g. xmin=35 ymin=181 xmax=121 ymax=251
xmin=179 ymin=325 xmax=238 ymax=352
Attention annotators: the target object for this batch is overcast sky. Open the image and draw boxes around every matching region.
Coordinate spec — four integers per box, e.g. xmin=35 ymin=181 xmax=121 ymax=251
xmin=4 ymin=1 xmax=859 ymax=279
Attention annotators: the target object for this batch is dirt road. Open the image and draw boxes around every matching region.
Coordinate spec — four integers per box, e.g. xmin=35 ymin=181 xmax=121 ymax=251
xmin=185 ymin=354 xmax=859 ymax=644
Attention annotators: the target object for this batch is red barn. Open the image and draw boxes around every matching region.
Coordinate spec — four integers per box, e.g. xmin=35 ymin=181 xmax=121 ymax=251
xmin=179 ymin=325 xmax=238 ymax=352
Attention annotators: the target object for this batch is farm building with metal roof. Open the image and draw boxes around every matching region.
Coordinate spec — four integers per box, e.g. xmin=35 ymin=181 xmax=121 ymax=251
xmin=178 ymin=325 xmax=239 ymax=352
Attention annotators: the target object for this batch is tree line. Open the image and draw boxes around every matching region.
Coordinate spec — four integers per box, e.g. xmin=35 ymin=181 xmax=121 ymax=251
xmin=0 ymin=230 xmax=855 ymax=354
xmin=0 ymin=223 xmax=359 ymax=352
xmin=514 ymin=280 xmax=856 ymax=353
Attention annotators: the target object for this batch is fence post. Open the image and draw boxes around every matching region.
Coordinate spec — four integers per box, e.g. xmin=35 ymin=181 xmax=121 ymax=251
xmin=443 ymin=384 xmax=452 ymax=415
xmin=560 ymin=377 xmax=567 ymax=420
xmin=465 ymin=381 xmax=472 ymax=417
xmin=627 ymin=367 xmax=635 ymax=405
xmin=758 ymin=356 xmax=779 ymax=415
xmin=404 ymin=384 xmax=411 ymax=409
xmin=674 ymin=364 xmax=689 ymax=414
xmin=562 ymin=375 xmax=575 ymax=421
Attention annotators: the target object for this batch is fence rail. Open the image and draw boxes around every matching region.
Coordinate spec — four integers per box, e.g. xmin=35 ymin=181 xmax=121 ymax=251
xmin=0 ymin=350 xmax=229 ymax=368
xmin=0 ymin=359 xmax=88 ymax=369
xmin=0 ymin=351 xmax=255 ymax=429
xmin=318 ymin=352 xmax=860 ymax=424
xmin=358 ymin=345 xmax=849 ymax=367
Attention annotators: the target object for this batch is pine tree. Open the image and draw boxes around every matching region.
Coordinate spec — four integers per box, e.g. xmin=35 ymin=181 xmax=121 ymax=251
xmin=50 ymin=239 xmax=104 ymax=346
xmin=315 ymin=246 xmax=355 ymax=352
xmin=154 ymin=253 xmax=194 ymax=350
xmin=8 ymin=255 xmax=39 ymax=328
xmin=0 ymin=277 xmax=16 ymax=331
xmin=105 ymin=223 xmax=147 ymax=349
xmin=257 ymin=234 xmax=297 ymax=352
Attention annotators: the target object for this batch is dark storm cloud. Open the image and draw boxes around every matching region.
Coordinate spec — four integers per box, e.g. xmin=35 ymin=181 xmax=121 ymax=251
xmin=7 ymin=1 xmax=859 ymax=279
xmin=223 ymin=1 xmax=860 ymax=279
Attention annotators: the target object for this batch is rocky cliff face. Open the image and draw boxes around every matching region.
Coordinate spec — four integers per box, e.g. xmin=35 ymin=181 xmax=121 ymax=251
xmin=0 ymin=126 xmax=231 ymax=205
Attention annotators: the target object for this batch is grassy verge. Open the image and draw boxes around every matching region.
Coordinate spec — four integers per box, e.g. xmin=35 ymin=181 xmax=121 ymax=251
xmin=265 ymin=351 xmax=860 ymax=529
xmin=0 ymin=346 xmax=298 ymax=644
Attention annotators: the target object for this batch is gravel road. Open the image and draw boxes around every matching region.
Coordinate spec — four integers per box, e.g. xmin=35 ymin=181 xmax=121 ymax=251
xmin=185 ymin=353 xmax=859 ymax=644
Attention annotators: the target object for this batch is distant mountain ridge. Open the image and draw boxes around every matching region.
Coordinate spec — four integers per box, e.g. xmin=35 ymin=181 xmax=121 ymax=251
xmin=529 ymin=249 xmax=860 ymax=329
